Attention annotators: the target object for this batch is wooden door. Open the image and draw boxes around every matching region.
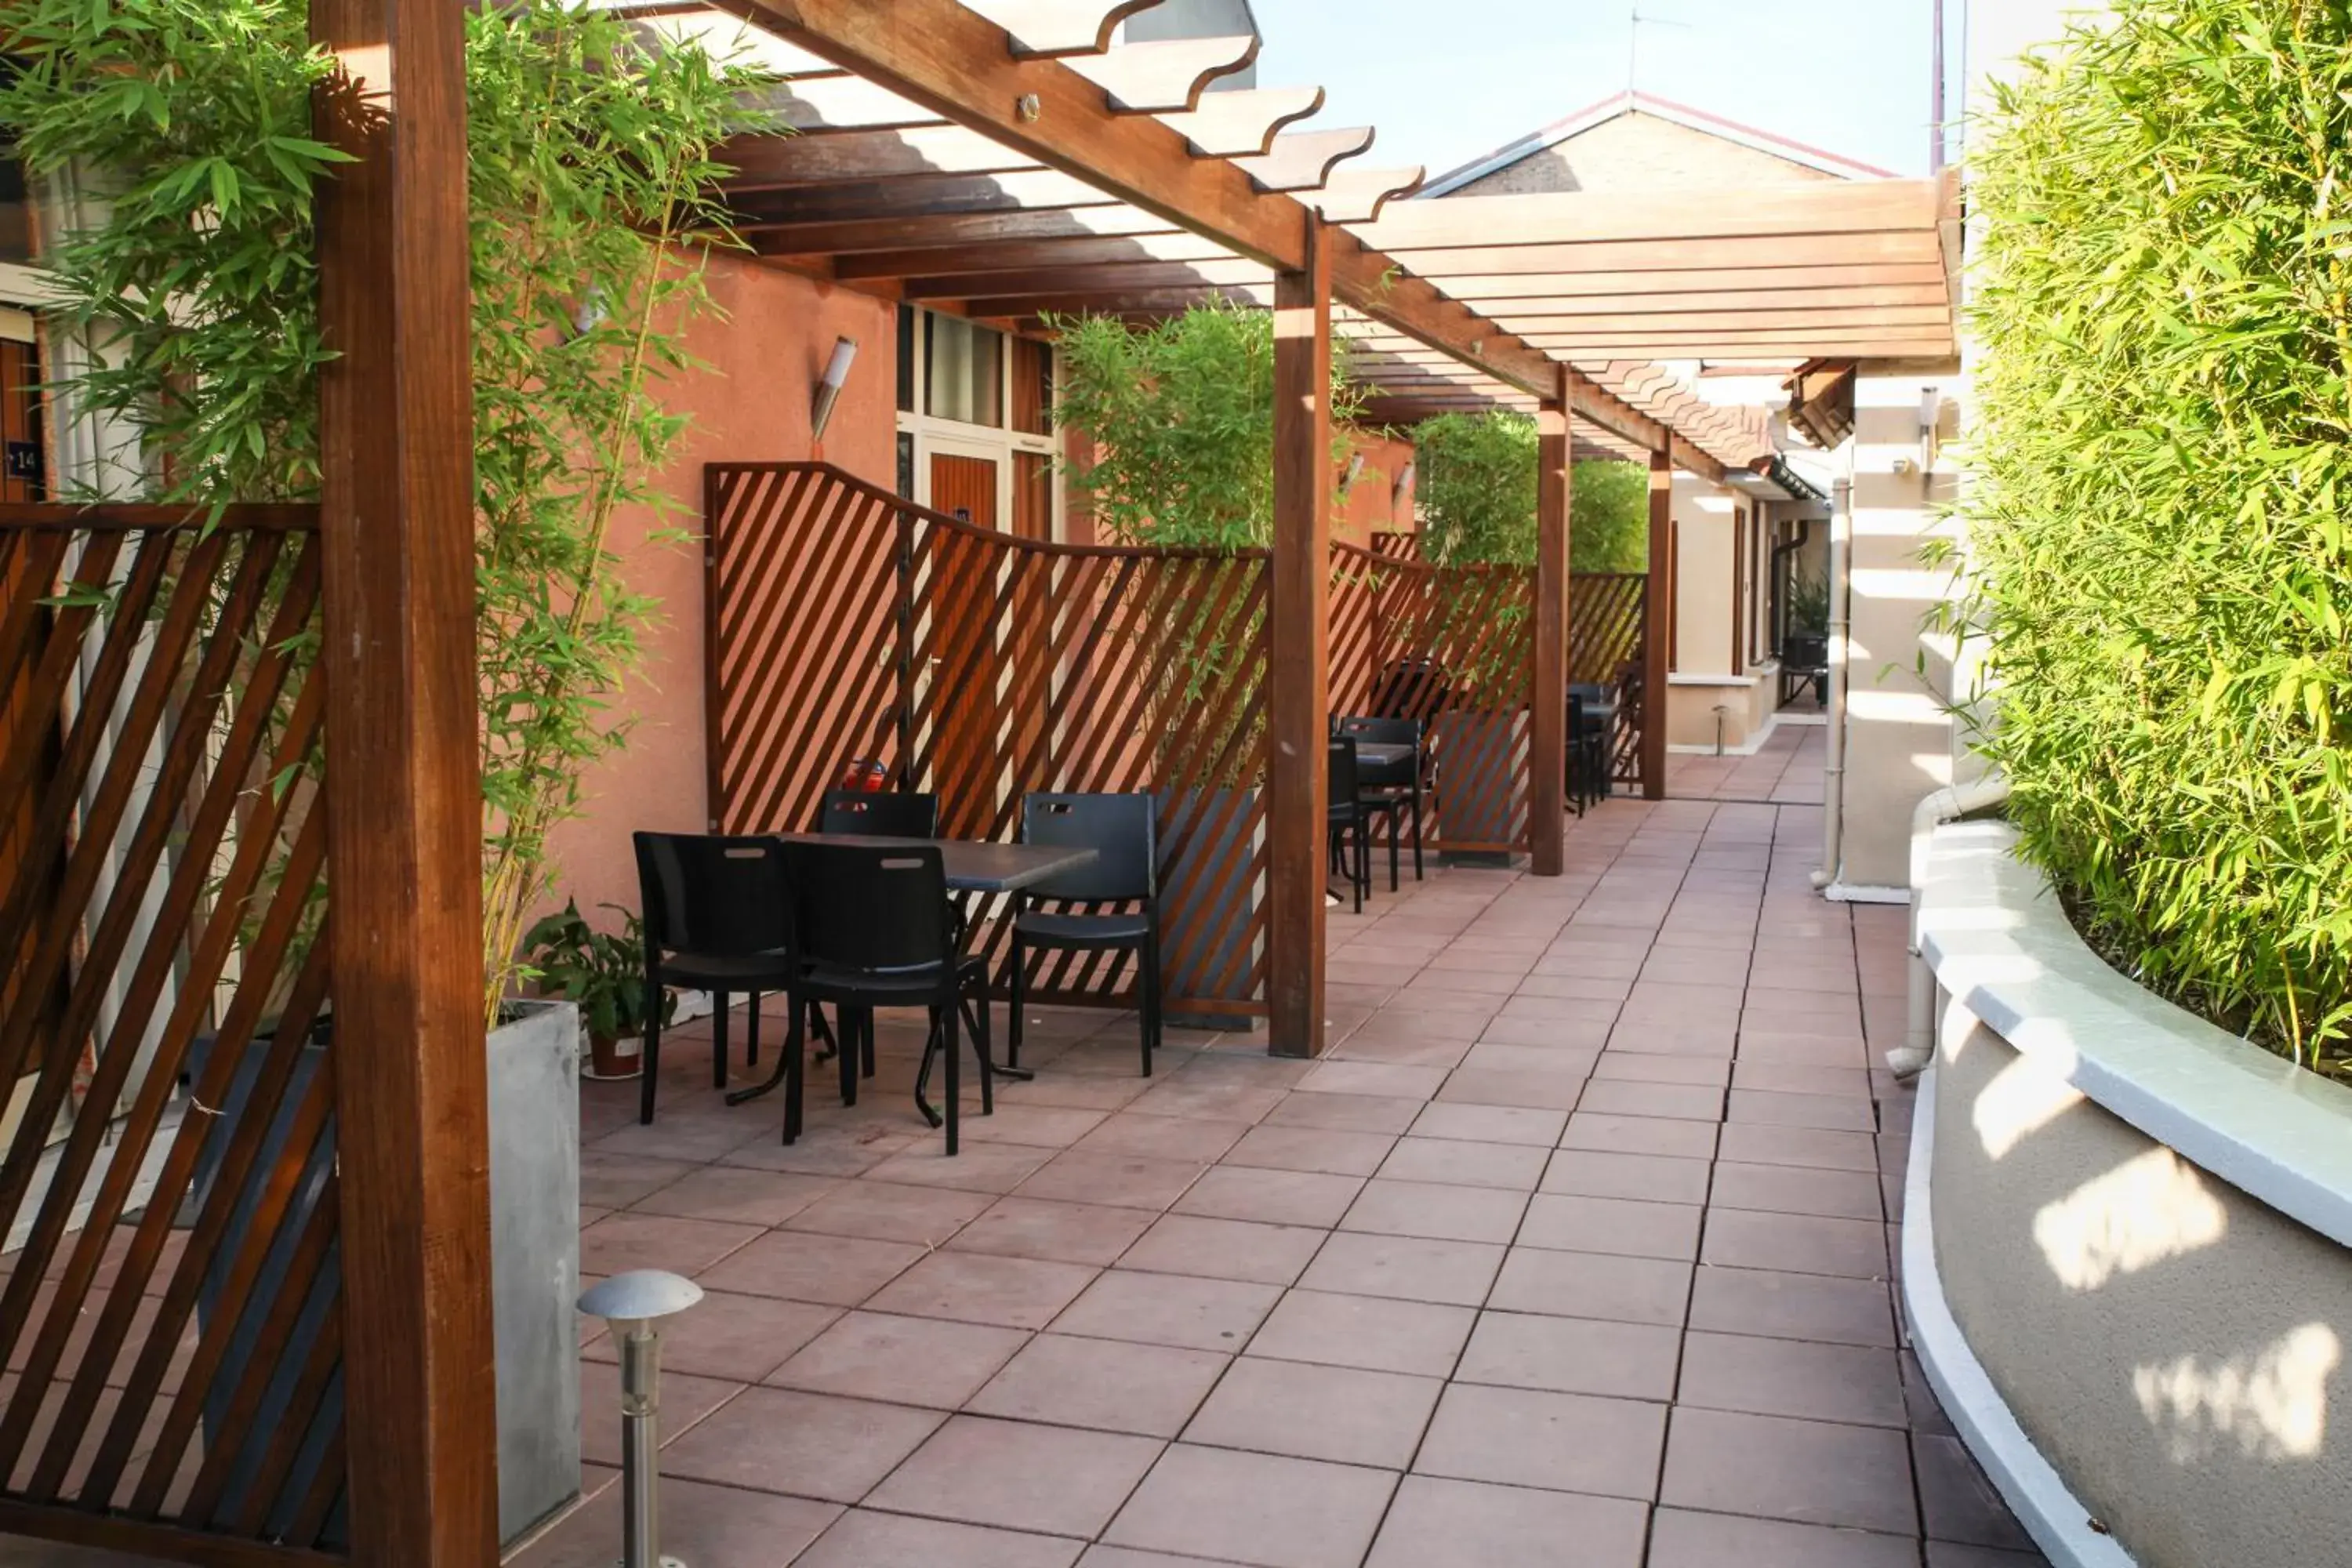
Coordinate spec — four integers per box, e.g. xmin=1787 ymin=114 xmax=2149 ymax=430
xmin=927 ymin=452 xmax=1002 ymax=833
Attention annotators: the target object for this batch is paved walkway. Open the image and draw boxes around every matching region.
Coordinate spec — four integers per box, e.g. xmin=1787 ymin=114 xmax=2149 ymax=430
xmin=527 ymin=791 xmax=2048 ymax=1568
xmin=1665 ymin=721 xmax=1825 ymax=806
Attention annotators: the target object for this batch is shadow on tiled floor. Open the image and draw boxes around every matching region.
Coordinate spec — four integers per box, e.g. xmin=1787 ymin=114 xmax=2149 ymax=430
xmin=1665 ymin=721 xmax=1826 ymax=806
xmin=519 ymin=789 xmax=2050 ymax=1568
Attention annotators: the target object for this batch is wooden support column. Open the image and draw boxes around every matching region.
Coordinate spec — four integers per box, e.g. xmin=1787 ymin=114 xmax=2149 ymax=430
xmin=1530 ymin=367 xmax=1573 ymax=875
xmin=1642 ymin=444 xmax=1674 ymax=801
xmin=1267 ymin=219 xmax=1332 ymax=1057
xmin=311 ymin=2 xmax=499 ymax=1564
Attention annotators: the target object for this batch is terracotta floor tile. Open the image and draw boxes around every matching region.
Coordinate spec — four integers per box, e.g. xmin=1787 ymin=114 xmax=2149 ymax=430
xmin=1679 ymin=1330 xmax=1906 ymax=1428
xmin=1576 ymin=1079 xmax=1726 ymax=1123
xmin=1246 ymin=1290 xmax=1474 ymax=1378
xmin=1541 ymin=1148 xmax=1713 ymax=1205
xmin=1413 ymin=1382 xmax=1664 ymax=1500
xmin=1123 ymin=1075 xmax=1287 ymax=1123
xmin=626 ymin=1164 xmax=840 ymax=1227
xmin=1710 ymin=1160 xmax=1886 ymax=1221
xmin=996 ymin=1073 xmax=1156 ymax=1113
xmin=1454 ymin=1309 xmax=1681 ymax=1399
xmin=1702 ymin=1209 xmax=1888 ymax=1279
xmin=1731 ymin=1062 xmax=1874 ymax=1098
xmin=1298 ymin=1232 xmax=1504 ymax=1307
xmin=1050 ymin=1269 xmax=1280 ymax=1352
xmin=1728 ymin=1087 xmax=1878 ymax=1134
xmin=579 ymin=1212 xmax=760 ymax=1278
xmin=1184 ymin=1356 xmax=1441 ymax=1468
xmin=1432 ymin=1068 xmax=1587 ymax=1112
xmin=1486 ymin=1247 xmax=1693 ymax=1327
xmin=1364 ymin=1475 xmax=1648 ymax=1568
xmin=1407 ymin=1103 xmax=1566 ymax=1146
xmin=1475 ymin=1014 xmax=1613 ymax=1050
xmin=1456 ymin=1042 xmax=1598 ymax=1077
xmin=1261 ymin=1090 xmax=1425 ymax=1134
xmin=1014 ymin=1151 xmax=1209 ymax=1211
xmin=579 ymin=1288 xmax=838 ymax=1381
xmin=1518 ymin=1192 xmax=1702 ymax=1260
xmin=1222 ymin=1124 xmax=1399 ymax=1178
xmin=1916 ymin=1432 xmax=2039 ymax=1550
xmin=866 ymin=1414 xmax=1163 ymax=1538
xmin=967 ymin=1333 xmax=1228 ymax=1437
xmin=1104 ymin=1443 xmax=1397 ymax=1568
xmin=957 ymin=1103 xmax=1112 ymax=1149
xmin=1338 ymin=1178 xmax=1527 ymax=1244
xmin=865 ymin=1142 xmax=1059 ymax=1195
xmin=579 ymin=1151 xmax=698 ymax=1210
xmin=718 ymin=1123 xmax=921 ymax=1178
xmin=1589 ymin=1051 xmax=1731 ymax=1087
xmin=507 ymin=1476 xmax=837 ymax=1568
xmin=1646 ymin=1508 xmax=1918 ymax=1568
xmin=949 ymin=1196 xmax=1156 ymax=1266
xmin=1661 ymin=1406 xmax=1918 ymax=1536
xmin=1712 ymin=1120 xmax=1879 ymax=1173
xmin=660 ymin=1388 xmax=942 ymax=1503
xmin=782 ymin=1181 xmax=996 ymax=1246
xmin=1686 ymin=1265 xmax=1896 ymax=1348
xmin=1118 ymin=1214 xmax=1327 ymax=1286
xmin=1174 ymin=1166 xmax=1365 ymax=1229
xmin=1295 ymin=1062 xmax=1449 ymax=1100
xmin=765 ymin=1311 xmax=1028 ymax=1408
xmin=699 ymin=1230 xmax=928 ymax=1308
xmin=792 ymin=1508 xmax=1085 ymax=1568
xmin=863 ymin=1250 xmax=1100 ymax=1330
xmin=1925 ymin=1544 xmax=2055 ymax=1568
xmin=1333 ymin=1032 xmax=1475 ymax=1068
xmin=1559 ymin=1111 xmax=1720 ymax=1160
xmin=1073 ymin=1112 xmax=1250 ymax=1163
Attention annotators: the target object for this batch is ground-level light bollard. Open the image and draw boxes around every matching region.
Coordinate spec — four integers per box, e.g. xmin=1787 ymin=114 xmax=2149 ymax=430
xmin=579 ymin=1270 xmax=705 ymax=1568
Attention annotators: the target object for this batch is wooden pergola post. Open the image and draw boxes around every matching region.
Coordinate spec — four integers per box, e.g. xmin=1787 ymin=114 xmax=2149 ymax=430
xmin=1642 ymin=442 xmax=1674 ymax=801
xmin=311 ymin=1 xmax=499 ymax=1563
xmin=1530 ymin=367 xmax=1573 ymax=875
xmin=1267 ymin=219 xmax=1333 ymax=1057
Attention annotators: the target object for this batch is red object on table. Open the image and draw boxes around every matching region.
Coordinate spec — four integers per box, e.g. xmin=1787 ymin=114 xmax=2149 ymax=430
xmin=836 ymin=757 xmax=888 ymax=793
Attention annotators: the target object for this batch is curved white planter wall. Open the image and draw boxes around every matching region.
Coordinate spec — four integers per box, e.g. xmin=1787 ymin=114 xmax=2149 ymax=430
xmin=1909 ymin=822 xmax=2352 ymax=1568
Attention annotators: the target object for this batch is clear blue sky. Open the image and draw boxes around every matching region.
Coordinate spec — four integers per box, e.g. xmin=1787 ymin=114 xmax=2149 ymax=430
xmin=1249 ymin=1 xmax=1940 ymax=182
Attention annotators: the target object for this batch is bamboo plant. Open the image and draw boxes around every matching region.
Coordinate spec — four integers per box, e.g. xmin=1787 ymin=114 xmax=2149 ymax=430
xmin=0 ymin=0 xmax=779 ymax=1027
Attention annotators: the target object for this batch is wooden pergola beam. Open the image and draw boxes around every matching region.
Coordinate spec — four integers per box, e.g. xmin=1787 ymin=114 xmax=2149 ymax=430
xmin=834 ymin=231 xmax=1232 ymax=279
xmin=748 ymin=205 xmax=1179 ymax=254
xmin=710 ymin=0 xmax=1743 ymax=474
xmin=1352 ymin=180 xmax=1944 ymax=250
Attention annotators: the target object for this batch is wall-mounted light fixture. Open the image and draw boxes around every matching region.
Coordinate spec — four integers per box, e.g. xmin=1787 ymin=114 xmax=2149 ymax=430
xmin=1343 ymin=452 xmax=1365 ymax=488
xmin=1918 ymin=387 xmax=1943 ymax=472
xmin=811 ymin=336 xmax=858 ymax=441
xmin=568 ymin=288 xmax=608 ymax=341
xmin=1392 ymin=461 xmax=1416 ymax=501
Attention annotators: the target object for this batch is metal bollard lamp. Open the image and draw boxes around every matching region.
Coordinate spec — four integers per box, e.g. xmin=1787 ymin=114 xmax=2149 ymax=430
xmin=579 ymin=1270 xmax=704 ymax=1568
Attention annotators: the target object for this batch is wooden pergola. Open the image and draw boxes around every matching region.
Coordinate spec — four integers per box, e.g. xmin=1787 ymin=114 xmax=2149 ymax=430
xmin=0 ymin=5 xmax=1957 ymax=1566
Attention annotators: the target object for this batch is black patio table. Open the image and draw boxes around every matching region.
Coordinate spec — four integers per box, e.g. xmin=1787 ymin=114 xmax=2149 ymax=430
xmin=724 ymin=833 xmax=1099 ymax=1106
xmin=1351 ymin=740 xmax=1417 ymax=776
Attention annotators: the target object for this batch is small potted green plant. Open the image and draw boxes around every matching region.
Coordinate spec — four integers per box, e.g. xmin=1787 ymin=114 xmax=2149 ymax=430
xmin=523 ymin=901 xmax=670 ymax=1080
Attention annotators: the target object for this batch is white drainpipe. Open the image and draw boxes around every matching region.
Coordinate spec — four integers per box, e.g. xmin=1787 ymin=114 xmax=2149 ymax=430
xmin=1811 ymin=474 xmax=1853 ymax=891
xmin=1888 ymin=771 xmax=2012 ymax=1078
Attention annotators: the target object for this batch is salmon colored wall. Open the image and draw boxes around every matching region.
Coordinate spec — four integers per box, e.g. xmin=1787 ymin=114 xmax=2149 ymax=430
xmin=539 ymin=253 xmax=898 ymax=924
xmin=1335 ymin=426 xmax=1415 ymax=547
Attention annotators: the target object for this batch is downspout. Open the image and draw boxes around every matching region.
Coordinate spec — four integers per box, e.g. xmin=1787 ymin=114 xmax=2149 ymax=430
xmin=1810 ymin=474 xmax=1853 ymax=890
xmin=1889 ymin=771 xmax=2010 ymax=1078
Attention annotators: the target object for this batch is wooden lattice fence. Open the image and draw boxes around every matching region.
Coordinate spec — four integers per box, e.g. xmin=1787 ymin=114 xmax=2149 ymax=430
xmin=0 ymin=506 xmax=347 ymax=1559
xmin=706 ymin=463 xmax=1272 ymax=1018
xmin=1569 ymin=571 xmax=1647 ymax=786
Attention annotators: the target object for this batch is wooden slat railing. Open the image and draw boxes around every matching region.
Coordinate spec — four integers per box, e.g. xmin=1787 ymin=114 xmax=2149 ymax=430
xmin=1569 ymin=571 xmax=1647 ymax=786
xmin=706 ymin=463 xmax=1273 ymax=1018
xmin=0 ymin=503 xmax=347 ymax=1562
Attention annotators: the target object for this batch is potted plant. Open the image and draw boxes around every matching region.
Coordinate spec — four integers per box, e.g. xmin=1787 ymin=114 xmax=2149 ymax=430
xmin=1410 ymin=411 xmax=1541 ymax=858
xmin=524 ymin=901 xmax=671 ymax=1080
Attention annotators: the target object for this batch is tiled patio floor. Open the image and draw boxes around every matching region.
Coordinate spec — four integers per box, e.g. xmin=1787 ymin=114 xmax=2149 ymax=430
xmin=522 ymin=789 xmax=2049 ymax=1568
xmin=1664 ymin=722 xmax=1825 ymax=805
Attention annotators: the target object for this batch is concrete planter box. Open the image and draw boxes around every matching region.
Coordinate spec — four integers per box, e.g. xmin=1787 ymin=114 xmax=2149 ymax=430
xmin=187 ymin=999 xmax=579 ymax=1549
xmin=1909 ymin=821 xmax=2352 ymax=1568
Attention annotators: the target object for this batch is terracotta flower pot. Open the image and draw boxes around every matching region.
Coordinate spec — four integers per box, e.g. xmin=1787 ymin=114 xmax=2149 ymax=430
xmin=586 ymin=1030 xmax=643 ymax=1081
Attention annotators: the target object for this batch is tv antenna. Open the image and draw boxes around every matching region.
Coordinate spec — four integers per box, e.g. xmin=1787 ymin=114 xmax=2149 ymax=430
xmin=1628 ymin=5 xmax=1692 ymax=93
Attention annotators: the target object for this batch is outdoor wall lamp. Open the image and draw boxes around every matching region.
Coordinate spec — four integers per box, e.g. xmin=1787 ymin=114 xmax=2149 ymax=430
xmin=1393 ymin=462 xmax=1415 ymax=501
xmin=1344 ymin=452 xmax=1365 ymax=487
xmin=579 ymin=1270 xmax=704 ymax=1568
xmin=810 ymin=336 xmax=858 ymax=441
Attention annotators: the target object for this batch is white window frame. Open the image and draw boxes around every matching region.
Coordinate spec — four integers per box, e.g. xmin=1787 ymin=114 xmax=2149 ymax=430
xmin=895 ymin=306 xmax=1061 ymax=538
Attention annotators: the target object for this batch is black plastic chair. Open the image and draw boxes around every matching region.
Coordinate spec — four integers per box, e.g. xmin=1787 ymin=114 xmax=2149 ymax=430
xmin=632 ymin=833 xmax=804 ymax=1130
xmin=820 ymin=789 xmax=939 ymax=838
xmin=807 ymin=790 xmax=942 ymax=1071
xmin=1327 ymin=736 xmax=1370 ymax=913
xmin=1006 ymin=793 xmax=1160 ymax=1078
xmin=1338 ymin=715 xmax=1425 ymax=889
xmin=789 ymin=839 xmax=995 ymax=1154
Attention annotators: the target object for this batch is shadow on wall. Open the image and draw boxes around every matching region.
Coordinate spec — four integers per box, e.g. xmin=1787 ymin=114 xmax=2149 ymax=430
xmin=1936 ymin=1018 xmax=2351 ymax=1565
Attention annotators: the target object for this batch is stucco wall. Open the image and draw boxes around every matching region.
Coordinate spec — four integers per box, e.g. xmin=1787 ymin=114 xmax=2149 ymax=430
xmin=1931 ymin=1013 xmax=2352 ymax=1568
xmin=536 ymin=253 xmax=897 ymax=921
xmin=1452 ymin=111 xmax=1840 ymax=196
